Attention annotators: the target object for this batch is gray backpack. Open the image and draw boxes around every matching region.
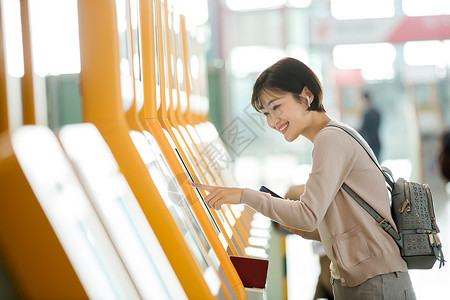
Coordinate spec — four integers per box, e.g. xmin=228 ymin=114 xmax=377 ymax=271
xmin=328 ymin=124 xmax=445 ymax=269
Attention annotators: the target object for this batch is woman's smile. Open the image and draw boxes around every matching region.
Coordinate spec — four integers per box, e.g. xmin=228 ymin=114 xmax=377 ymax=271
xmin=276 ymin=122 xmax=289 ymax=134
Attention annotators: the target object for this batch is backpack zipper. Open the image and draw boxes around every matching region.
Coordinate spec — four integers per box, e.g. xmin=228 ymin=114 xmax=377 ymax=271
xmin=424 ymin=184 xmax=440 ymax=233
xmin=399 ymin=181 xmax=411 ymax=213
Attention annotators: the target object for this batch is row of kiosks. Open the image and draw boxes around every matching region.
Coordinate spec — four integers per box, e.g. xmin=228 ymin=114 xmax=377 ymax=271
xmin=77 ymin=0 xmax=231 ymax=298
xmin=126 ymin=0 xmax=244 ymax=298
xmin=0 ymin=0 xmax=186 ymax=299
xmin=140 ymin=0 xmax=270 ymax=296
xmin=180 ymin=27 xmax=273 ymax=257
xmin=140 ymin=0 xmax=270 ymax=297
xmin=0 ymin=0 xmax=270 ymax=298
xmin=162 ymin=3 xmax=270 ymax=259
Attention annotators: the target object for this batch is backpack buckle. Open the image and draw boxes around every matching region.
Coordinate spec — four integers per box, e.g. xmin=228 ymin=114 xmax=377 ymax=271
xmin=379 ymin=219 xmax=388 ymax=227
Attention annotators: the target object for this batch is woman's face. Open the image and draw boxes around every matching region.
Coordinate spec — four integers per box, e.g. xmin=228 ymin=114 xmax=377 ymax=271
xmin=260 ymin=91 xmax=310 ymax=142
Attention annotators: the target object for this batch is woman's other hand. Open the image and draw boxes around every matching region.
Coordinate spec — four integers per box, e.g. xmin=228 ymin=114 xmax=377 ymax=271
xmin=191 ymin=182 xmax=244 ymax=209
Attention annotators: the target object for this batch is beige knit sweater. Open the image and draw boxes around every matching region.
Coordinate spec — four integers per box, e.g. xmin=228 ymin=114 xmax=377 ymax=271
xmin=241 ymin=120 xmax=407 ymax=287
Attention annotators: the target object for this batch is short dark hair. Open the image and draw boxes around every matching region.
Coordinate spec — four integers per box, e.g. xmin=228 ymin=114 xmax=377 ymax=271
xmin=251 ymin=57 xmax=325 ymax=113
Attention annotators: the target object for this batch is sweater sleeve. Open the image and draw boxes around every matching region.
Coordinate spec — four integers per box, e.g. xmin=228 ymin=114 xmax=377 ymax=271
xmin=241 ymin=128 xmax=357 ymax=232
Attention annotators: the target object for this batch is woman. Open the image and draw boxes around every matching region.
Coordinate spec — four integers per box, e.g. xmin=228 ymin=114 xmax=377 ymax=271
xmin=193 ymin=57 xmax=416 ymax=299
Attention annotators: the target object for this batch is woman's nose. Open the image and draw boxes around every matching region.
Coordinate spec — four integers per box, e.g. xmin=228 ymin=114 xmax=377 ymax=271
xmin=267 ymin=114 xmax=279 ymax=129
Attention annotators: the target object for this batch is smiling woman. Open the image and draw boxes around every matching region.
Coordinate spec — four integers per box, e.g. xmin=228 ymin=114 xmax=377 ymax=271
xmin=251 ymin=58 xmax=328 ymax=142
xmin=194 ymin=57 xmax=417 ymax=300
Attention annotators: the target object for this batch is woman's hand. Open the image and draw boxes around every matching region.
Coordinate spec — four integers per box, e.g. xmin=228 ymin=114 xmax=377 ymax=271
xmin=191 ymin=182 xmax=244 ymax=210
xmin=279 ymin=224 xmax=301 ymax=235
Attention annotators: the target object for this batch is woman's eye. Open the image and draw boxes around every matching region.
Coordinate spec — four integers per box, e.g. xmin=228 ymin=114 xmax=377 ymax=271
xmin=263 ymin=112 xmax=269 ymax=116
xmin=273 ymin=105 xmax=280 ymax=110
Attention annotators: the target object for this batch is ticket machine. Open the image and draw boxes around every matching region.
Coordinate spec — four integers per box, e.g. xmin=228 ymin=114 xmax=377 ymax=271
xmin=0 ymin=126 xmax=143 ymax=299
xmin=58 ymin=123 xmax=188 ymax=300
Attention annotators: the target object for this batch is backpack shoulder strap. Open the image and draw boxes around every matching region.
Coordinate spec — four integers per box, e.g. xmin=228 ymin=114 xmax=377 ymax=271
xmin=326 ymin=124 xmax=402 ymax=244
xmin=326 ymin=124 xmax=394 ymax=189
xmin=342 ymin=183 xmax=402 ymax=244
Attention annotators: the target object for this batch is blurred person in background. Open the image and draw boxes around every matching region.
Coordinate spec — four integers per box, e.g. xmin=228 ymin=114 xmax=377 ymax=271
xmin=358 ymin=91 xmax=381 ymax=160
xmin=439 ymin=130 xmax=450 ymax=182
xmin=193 ymin=57 xmax=416 ymax=300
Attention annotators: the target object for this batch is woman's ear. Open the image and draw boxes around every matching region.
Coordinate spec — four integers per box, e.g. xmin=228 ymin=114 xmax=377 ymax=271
xmin=301 ymin=86 xmax=313 ymax=103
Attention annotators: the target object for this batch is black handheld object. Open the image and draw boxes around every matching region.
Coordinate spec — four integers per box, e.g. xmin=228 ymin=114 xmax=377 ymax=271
xmin=259 ymin=186 xmax=283 ymax=199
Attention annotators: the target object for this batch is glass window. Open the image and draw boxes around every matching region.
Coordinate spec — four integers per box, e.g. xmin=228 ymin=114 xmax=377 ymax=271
xmin=230 ymin=46 xmax=284 ymax=77
xmin=287 ymin=0 xmax=311 ymax=8
xmin=225 ymin=0 xmax=285 ymax=11
xmin=404 ymin=40 xmax=448 ymax=66
xmin=403 ymin=0 xmax=450 ymax=16
xmin=333 ymin=43 xmax=396 ymax=80
xmin=29 ymin=0 xmax=80 ymax=76
xmin=172 ymin=0 xmax=208 ymax=26
xmin=330 ymin=0 xmax=394 ymax=20
xmin=2 ymin=0 xmax=24 ymax=77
